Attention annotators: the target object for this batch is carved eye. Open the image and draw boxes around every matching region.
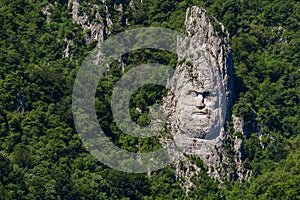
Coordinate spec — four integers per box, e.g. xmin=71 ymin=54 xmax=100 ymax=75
xmin=190 ymin=90 xmax=198 ymax=97
xmin=203 ymin=91 xmax=210 ymax=98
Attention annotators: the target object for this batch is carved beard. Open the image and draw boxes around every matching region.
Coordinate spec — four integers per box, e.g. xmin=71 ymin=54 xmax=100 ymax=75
xmin=177 ymin=105 xmax=220 ymax=139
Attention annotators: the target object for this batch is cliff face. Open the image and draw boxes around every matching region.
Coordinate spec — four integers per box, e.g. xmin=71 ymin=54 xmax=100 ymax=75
xmin=162 ymin=6 xmax=246 ymax=184
xmin=42 ymin=0 xmax=113 ymax=59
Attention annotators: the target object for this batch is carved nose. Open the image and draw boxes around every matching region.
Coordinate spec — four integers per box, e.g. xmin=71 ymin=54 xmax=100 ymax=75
xmin=196 ymin=94 xmax=205 ymax=109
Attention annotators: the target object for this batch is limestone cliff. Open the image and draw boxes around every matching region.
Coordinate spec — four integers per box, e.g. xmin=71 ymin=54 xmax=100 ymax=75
xmin=42 ymin=1 xmax=113 ymax=59
xmin=69 ymin=0 xmax=110 ymax=44
xmin=162 ymin=6 xmax=248 ymax=185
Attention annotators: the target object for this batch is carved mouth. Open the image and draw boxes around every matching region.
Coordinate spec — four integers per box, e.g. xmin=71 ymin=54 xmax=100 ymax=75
xmin=192 ymin=110 xmax=208 ymax=115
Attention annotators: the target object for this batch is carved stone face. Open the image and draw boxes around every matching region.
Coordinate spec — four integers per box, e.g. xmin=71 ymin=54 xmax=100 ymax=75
xmin=176 ymin=80 xmax=219 ymax=138
xmin=164 ymin=34 xmax=226 ymax=143
xmin=175 ymin=68 xmax=223 ymax=139
xmin=161 ymin=6 xmax=231 ymax=180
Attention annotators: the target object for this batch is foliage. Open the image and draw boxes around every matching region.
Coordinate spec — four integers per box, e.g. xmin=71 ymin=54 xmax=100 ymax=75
xmin=0 ymin=0 xmax=299 ymax=199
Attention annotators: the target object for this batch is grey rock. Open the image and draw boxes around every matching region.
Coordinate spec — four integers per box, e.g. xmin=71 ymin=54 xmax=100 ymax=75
xmin=162 ymin=6 xmax=236 ymax=184
xmin=70 ymin=0 xmax=105 ymax=44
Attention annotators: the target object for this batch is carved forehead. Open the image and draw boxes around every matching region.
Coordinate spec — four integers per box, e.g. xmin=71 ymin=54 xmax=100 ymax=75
xmin=174 ymin=60 xmax=218 ymax=91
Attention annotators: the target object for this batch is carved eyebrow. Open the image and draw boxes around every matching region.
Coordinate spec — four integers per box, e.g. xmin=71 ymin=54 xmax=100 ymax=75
xmin=189 ymin=90 xmax=198 ymax=96
xmin=189 ymin=90 xmax=210 ymax=97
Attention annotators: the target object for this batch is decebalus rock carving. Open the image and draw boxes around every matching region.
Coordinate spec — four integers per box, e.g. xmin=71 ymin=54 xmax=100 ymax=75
xmin=162 ymin=6 xmax=248 ymax=186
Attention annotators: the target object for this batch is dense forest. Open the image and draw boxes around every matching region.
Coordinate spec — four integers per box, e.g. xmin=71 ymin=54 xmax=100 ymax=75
xmin=0 ymin=0 xmax=299 ymax=199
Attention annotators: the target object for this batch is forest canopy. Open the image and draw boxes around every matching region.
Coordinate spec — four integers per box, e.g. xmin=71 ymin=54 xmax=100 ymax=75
xmin=0 ymin=0 xmax=299 ymax=199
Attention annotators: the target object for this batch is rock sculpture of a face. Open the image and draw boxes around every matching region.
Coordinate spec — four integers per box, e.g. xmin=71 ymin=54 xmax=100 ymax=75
xmin=176 ymin=81 xmax=216 ymax=137
xmin=163 ymin=6 xmax=230 ymax=164
xmin=162 ymin=6 xmax=235 ymax=183
xmin=175 ymin=51 xmax=225 ymax=140
xmin=168 ymin=45 xmax=226 ymax=146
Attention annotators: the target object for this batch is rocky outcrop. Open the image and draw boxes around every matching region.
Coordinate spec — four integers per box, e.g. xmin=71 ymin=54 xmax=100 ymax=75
xmin=63 ymin=37 xmax=73 ymax=59
xmin=42 ymin=1 xmax=111 ymax=59
xmin=162 ymin=6 xmax=238 ymax=185
xmin=69 ymin=0 xmax=105 ymax=44
xmin=42 ymin=4 xmax=52 ymax=24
